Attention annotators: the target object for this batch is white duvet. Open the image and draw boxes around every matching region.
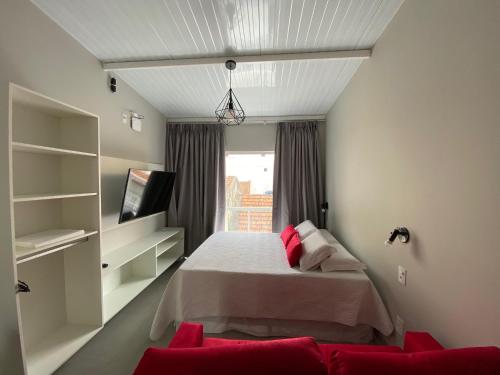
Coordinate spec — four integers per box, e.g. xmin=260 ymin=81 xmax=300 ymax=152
xmin=150 ymin=232 xmax=393 ymax=340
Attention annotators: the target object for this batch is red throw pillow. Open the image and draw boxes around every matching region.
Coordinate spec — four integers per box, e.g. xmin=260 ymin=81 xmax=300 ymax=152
xmin=280 ymin=224 xmax=297 ymax=247
xmin=286 ymin=233 xmax=303 ymax=267
xmin=135 ymin=337 xmax=327 ymax=375
xmin=330 ymin=347 xmax=500 ymax=375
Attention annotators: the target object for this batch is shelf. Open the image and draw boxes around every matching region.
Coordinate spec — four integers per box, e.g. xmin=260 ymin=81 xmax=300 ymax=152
xmin=103 ymin=275 xmax=156 ymax=323
xmin=156 ymin=240 xmax=180 ymax=257
xmin=25 ymin=324 xmax=101 ymax=375
xmin=16 ymin=230 xmax=98 ymax=264
xmin=12 ymin=141 xmax=97 ymax=157
xmin=12 ymin=83 xmax=98 ymax=118
xmin=102 ymin=229 xmax=183 ymax=275
xmin=157 ymin=245 xmax=183 ymax=275
xmin=13 ymin=192 xmax=97 ymax=203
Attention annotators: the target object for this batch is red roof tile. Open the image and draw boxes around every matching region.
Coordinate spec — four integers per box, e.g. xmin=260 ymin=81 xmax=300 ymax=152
xmin=240 ymin=194 xmax=272 ymax=207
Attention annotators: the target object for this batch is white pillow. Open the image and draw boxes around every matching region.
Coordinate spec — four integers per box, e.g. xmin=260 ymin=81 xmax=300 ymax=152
xmin=318 ymin=229 xmax=367 ymax=272
xmin=299 ymin=230 xmax=337 ymax=271
xmin=295 ymin=220 xmax=317 ymax=240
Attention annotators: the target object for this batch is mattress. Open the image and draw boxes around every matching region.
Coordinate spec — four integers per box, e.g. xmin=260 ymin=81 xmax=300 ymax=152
xmin=150 ymin=232 xmax=393 ymax=341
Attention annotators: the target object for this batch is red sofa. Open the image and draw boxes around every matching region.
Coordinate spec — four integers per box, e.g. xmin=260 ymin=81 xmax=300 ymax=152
xmin=135 ymin=322 xmax=500 ymax=375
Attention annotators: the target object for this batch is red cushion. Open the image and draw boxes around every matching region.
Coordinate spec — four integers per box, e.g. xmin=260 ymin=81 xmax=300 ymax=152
xmin=202 ymin=340 xmax=402 ymax=363
xmin=203 ymin=337 xmax=258 ymax=347
xmin=134 ymin=337 xmax=327 ymax=375
xmin=280 ymin=224 xmax=298 ymax=247
xmin=329 ymin=347 xmax=500 ymax=375
xmin=320 ymin=343 xmax=401 ymax=365
xmin=168 ymin=322 xmax=204 ymax=348
xmin=403 ymin=331 xmax=444 ymax=352
xmin=285 ymin=233 xmax=303 ymax=267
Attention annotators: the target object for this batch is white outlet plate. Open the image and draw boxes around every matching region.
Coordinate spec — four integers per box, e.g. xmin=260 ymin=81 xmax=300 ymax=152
xmin=395 ymin=315 xmax=405 ymax=335
xmin=398 ymin=266 xmax=407 ymax=286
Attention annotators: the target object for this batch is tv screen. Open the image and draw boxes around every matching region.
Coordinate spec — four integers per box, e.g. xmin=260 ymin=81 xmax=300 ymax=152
xmin=118 ymin=169 xmax=176 ymax=224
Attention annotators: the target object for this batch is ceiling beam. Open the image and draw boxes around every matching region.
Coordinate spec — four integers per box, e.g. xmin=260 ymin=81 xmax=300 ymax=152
xmin=166 ymin=115 xmax=326 ymax=124
xmin=102 ymin=49 xmax=371 ymax=71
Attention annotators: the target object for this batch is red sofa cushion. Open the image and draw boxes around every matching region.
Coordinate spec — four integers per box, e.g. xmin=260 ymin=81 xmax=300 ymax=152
xmin=168 ymin=322 xmax=204 ymax=348
xmin=403 ymin=331 xmax=444 ymax=352
xmin=329 ymin=347 xmax=500 ymax=375
xmin=203 ymin=339 xmax=403 ymax=364
xmin=203 ymin=337 xmax=262 ymax=347
xmin=286 ymin=233 xmax=303 ymax=267
xmin=320 ymin=343 xmax=401 ymax=366
xmin=135 ymin=337 xmax=327 ymax=375
xmin=280 ymin=224 xmax=298 ymax=247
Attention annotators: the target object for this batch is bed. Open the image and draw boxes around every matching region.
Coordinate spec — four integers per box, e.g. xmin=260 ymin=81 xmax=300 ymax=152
xmin=150 ymin=231 xmax=393 ymax=343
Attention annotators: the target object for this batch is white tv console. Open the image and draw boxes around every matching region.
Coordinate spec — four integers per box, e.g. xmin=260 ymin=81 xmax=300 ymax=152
xmin=101 ymin=223 xmax=184 ymax=323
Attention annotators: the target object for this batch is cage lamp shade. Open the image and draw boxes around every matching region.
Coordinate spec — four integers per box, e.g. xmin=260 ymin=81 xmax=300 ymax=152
xmin=215 ymin=60 xmax=246 ymax=126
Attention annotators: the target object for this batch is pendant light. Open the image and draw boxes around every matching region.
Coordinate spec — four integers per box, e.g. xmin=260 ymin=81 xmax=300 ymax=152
xmin=215 ymin=60 xmax=246 ymax=126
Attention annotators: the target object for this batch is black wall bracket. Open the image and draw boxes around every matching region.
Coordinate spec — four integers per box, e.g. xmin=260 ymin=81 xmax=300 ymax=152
xmin=385 ymin=226 xmax=410 ymax=245
xmin=15 ymin=280 xmax=30 ymax=294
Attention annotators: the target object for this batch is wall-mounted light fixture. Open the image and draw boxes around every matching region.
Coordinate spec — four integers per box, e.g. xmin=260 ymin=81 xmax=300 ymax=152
xmin=320 ymin=202 xmax=329 ymax=229
xmin=130 ymin=111 xmax=144 ymax=132
xmin=123 ymin=111 xmax=144 ymax=132
xmin=385 ymin=227 xmax=410 ymax=246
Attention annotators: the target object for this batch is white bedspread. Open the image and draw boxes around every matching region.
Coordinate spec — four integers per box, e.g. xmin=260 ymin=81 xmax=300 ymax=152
xmin=150 ymin=232 xmax=393 ymax=340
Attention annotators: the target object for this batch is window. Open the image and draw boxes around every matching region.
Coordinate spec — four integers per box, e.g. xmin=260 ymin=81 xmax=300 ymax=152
xmin=225 ymin=152 xmax=274 ymax=232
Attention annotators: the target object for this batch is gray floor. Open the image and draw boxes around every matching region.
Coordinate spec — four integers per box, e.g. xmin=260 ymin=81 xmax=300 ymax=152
xmin=55 ymin=262 xmax=263 ymax=375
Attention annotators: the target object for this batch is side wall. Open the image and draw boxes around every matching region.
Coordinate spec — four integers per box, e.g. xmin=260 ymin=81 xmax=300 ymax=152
xmin=0 ymin=0 xmax=165 ymax=371
xmin=0 ymin=0 xmax=166 ymax=163
xmin=325 ymin=0 xmax=500 ymax=347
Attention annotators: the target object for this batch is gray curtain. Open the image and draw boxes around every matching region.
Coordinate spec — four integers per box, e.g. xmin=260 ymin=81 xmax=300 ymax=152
xmin=272 ymin=121 xmax=324 ymax=232
xmin=165 ymin=123 xmax=225 ymax=255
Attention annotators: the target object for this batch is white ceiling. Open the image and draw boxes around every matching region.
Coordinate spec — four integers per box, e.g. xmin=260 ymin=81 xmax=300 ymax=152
xmin=32 ymin=0 xmax=403 ymax=119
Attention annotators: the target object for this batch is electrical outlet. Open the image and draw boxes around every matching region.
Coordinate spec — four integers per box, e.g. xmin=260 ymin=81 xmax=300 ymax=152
xmin=395 ymin=315 xmax=405 ymax=336
xmin=398 ymin=266 xmax=407 ymax=286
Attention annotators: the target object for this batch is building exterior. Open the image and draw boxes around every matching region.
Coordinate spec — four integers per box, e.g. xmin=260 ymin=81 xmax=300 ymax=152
xmin=225 ymin=176 xmax=272 ymax=233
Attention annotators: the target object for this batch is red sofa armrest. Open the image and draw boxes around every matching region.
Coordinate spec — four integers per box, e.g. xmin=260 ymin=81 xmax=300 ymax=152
xmin=168 ymin=322 xmax=204 ymax=348
xmin=404 ymin=331 xmax=444 ymax=352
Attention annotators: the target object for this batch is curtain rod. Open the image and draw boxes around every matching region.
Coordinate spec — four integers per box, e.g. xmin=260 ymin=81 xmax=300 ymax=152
xmin=167 ymin=115 xmax=326 ymax=125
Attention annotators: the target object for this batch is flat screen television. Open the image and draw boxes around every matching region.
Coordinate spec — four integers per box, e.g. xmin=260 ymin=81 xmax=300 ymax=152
xmin=118 ymin=169 xmax=176 ymax=224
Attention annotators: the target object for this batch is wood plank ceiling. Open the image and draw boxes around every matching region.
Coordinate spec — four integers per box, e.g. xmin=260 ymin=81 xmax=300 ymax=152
xmin=32 ymin=0 xmax=404 ymax=119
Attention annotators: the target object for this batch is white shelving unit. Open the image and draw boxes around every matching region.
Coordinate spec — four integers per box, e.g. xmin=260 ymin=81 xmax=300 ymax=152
xmin=1 ymin=92 xmax=183 ymax=374
xmin=102 ymin=227 xmax=184 ymax=322
xmin=4 ymin=84 xmax=103 ymax=375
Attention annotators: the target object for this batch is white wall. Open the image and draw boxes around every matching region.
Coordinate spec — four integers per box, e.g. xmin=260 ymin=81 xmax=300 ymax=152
xmin=225 ymin=122 xmax=326 ymax=183
xmin=325 ymin=0 xmax=500 ymax=347
xmin=225 ymin=122 xmax=326 ymax=153
xmin=225 ymin=123 xmax=277 ymax=152
xmin=0 ymin=1 xmax=166 ymax=371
